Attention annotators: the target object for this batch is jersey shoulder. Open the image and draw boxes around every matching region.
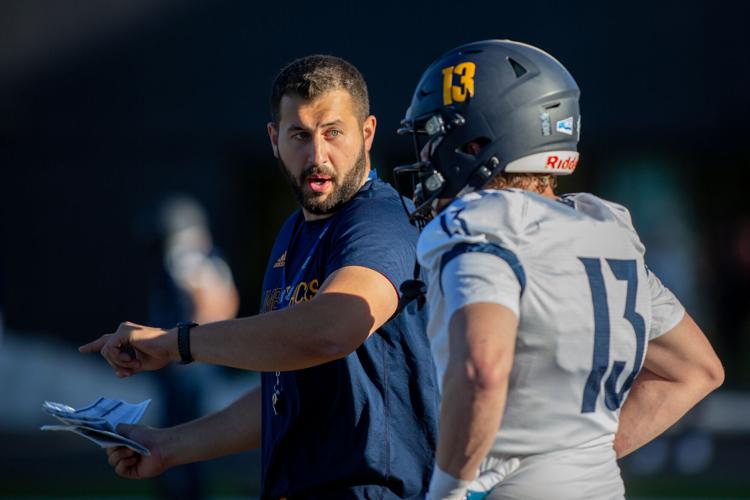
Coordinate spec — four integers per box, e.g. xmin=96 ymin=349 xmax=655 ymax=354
xmin=446 ymin=188 xmax=532 ymax=235
xmin=418 ymin=190 xmax=645 ymax=270
xmin=417 ymin=189 xmax=531 ymax=271
xmin=559 ymin=192 xmax=636 ymax=230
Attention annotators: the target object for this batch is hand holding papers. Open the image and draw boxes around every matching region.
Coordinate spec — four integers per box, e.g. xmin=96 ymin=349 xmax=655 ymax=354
xmin=41 ymin=397 xmax=151 ymax=455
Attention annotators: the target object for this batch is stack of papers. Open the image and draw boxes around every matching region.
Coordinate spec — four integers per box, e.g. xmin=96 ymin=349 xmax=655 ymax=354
xmin=41 ymin=397 xmax=151 ymax=455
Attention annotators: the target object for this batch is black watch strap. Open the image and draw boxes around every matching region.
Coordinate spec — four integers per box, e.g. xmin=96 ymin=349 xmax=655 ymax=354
xmin=177 ymin=322 xmax=198 ymax=364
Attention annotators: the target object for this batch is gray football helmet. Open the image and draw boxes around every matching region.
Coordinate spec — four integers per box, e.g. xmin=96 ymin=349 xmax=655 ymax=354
xmin=394 ymin=39 xmax=581 ymax=222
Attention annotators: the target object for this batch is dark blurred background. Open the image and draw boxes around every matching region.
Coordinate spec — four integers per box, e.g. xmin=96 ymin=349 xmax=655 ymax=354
xmin=2 ymin=0 xmax=749 ymax=498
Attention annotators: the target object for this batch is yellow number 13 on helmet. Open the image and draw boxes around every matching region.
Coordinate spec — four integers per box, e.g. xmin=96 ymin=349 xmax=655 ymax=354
xmin=442 ymin=62 xmax=476 ymax=106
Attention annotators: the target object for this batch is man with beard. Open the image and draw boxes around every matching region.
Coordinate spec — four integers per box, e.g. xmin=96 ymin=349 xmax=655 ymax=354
xmin=79 ymin=55 xmax=438 ymax=499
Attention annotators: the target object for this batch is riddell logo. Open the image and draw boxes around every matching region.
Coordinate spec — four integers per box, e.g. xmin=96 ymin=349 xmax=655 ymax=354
xmin=545 ymin=155 xmax=579 ymax=172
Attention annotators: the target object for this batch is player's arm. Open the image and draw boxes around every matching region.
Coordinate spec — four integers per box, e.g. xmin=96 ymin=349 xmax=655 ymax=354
xmin=431 ymin=302 xmax=517 ymax=498
xmin=106 ymin=385 xmax=262 ymax=479
xmin=614 ymin=313 xmax=724 ymax=458
xmin=80 ymin=265 xmax=397 ymax=374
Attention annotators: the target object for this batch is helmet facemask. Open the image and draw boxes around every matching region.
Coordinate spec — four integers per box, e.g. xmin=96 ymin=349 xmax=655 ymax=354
xmin=395 ymin=106 xmax=494 ymax=222
xmin=394 ymin=107 xmax=506 ymax=224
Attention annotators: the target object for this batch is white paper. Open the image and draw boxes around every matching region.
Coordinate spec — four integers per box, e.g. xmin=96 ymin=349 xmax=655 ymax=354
xmin=41 ymin=398 xmax=151 ymax=455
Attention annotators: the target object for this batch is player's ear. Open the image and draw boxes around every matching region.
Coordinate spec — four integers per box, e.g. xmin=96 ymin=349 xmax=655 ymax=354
xmin=362 ymin=115 xmax=376 ymax=153
xmin=267 ymin=122 xmax=280 ymax=159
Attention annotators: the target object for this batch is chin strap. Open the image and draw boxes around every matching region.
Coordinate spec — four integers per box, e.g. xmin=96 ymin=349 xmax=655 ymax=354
xmin=389 ymin=199 xmax=429 ymax=320
xmin=394 ymin=260 xmax=427 ymax=319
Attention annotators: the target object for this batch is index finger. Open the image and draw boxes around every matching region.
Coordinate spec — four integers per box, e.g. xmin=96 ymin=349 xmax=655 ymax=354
xmin=78 ymin=335 xmax=109 ymax=354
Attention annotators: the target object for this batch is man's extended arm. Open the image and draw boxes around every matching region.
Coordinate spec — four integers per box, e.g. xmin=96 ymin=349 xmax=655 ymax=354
xmin=614 ymin=313 xmax=724 ymax=458
xmin=80 ymin=265 xmax=398 ymax=375
xmin=107 ymin=385 xmax=262 ymax=479
xmin=430 ymin=303 xmax=517 ymax=498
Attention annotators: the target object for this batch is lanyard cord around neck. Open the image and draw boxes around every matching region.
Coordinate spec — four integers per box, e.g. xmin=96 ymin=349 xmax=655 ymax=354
xmin=279 ymin=216 xmax=332 ymax=309
xmin=272 ymin=214 xmax=332 ymax=415
xmin=271 ymin=170 xmax=378 ymax=415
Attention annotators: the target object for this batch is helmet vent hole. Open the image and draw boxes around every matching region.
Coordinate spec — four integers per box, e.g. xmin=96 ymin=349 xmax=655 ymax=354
xmin=508 ymin=58 xmax=528 ymax=78
xmin=544 ymin=103 xmax=561 ymax=110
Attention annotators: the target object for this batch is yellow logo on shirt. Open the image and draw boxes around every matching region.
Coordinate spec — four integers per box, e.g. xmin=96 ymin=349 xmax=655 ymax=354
xmin=273 ymin=251 xmax=287 ymax=268
xmin=262 ymin=279 xmax=320 ymax=312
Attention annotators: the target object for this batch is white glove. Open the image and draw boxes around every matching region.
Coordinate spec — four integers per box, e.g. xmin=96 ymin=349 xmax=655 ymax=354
xmin=427 ymin=457 xmax=520 ymax=500
xmin=426 ymin=464 xmax=471 ymax=500
xmin=465 ymin=456 xmax=521 ymax=498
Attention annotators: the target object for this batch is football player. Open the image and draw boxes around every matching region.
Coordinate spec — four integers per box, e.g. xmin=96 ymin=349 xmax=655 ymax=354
xmin=395 ymin=40 xmax=724 ymax=499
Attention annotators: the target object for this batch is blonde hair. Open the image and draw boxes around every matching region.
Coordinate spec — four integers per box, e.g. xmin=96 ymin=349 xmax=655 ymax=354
xmin=485 ymin=172 xmax=557 ymax=194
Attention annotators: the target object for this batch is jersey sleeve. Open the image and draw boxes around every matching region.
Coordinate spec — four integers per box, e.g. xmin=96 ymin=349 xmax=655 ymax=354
xmin=325 ymin=190 xmax=418 ymax=293
xmin=442 ymin=252 xmax=523 ymax=319
xmin=418 ymin=190 xmax=528 ymax=322
xmin=647 ymin=267 xmax=686 ymax=340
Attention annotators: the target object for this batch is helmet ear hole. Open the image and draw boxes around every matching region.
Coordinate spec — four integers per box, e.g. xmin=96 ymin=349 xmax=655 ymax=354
xmin=460 ymin=137 xmax=491 ymax=157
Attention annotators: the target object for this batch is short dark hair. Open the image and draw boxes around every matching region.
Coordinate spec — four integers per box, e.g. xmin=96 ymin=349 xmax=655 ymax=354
xmin=270 ymin=54 xmax=370 ymax=124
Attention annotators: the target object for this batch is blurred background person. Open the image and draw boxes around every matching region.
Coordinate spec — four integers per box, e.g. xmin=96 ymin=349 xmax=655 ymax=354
xmin=142 ymin=193 xmax=239 ymax=500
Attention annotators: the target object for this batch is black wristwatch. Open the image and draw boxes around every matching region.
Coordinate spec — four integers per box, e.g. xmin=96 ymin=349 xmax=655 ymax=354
xmin=177 ymin=321 xmax=198 ymax=364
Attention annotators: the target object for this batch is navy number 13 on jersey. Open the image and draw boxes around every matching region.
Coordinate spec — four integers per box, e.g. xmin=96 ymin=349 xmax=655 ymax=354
xmin=579 ymin=258 xmax=646 ymax=413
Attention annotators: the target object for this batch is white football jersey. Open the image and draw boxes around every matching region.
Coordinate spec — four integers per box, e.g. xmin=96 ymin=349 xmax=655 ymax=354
xmin=417 ymin=189 xmax=685 ymax=457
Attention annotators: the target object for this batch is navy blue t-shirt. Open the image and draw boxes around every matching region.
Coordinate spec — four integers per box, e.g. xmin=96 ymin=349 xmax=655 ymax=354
xmin=258 ymin=178 xmax=439 ymax=499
